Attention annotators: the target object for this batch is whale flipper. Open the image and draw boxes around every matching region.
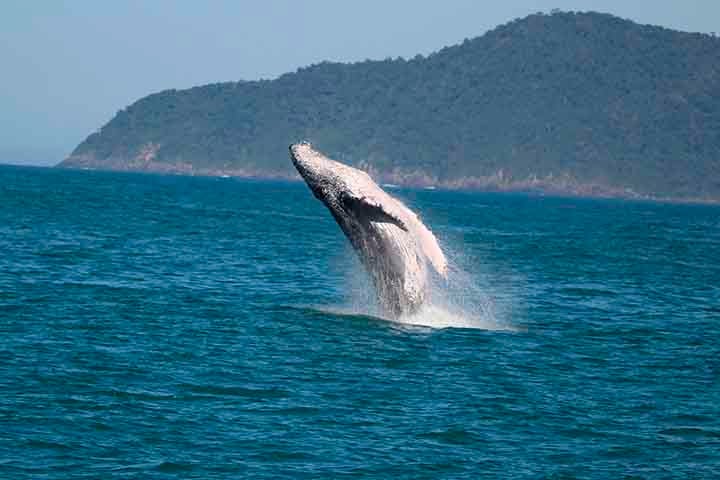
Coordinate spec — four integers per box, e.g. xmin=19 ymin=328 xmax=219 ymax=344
xmin=405 ymin=212 xmax=448 ymax=279
xmin=340 ymin=194 xmax=408 ymax=232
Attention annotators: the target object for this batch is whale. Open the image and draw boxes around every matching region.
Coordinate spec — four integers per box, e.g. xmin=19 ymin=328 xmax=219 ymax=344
xmin=290 ymin=142 xmax=447 ymax=318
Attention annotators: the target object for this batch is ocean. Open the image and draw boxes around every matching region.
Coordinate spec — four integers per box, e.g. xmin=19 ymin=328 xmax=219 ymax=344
xmin=1 ymin=165 xmax=718 ymax=478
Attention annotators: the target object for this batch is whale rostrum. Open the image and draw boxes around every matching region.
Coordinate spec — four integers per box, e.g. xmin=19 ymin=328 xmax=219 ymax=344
xmin=290 ymin=142 xmax=447 ymax=318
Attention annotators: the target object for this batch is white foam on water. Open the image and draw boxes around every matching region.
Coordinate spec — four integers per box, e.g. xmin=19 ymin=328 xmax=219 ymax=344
xmin=341 ymin=245 xmax=518 ymax=332
xmin=396 ymin=303 xmax=498 ymax=330
xmin=398 ymin=266 xmax=516 ymax=331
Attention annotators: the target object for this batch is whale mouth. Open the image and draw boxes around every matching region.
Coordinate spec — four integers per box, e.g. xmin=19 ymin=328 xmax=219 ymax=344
xmin=289 ymin=143 xmax=329 ymax=202
xmin=289 ymin=142 xmax=322 ymax=182
xmin=288 ymin=143 xmax=307 ymax=174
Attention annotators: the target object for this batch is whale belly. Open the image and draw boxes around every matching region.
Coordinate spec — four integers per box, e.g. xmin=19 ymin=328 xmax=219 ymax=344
xmin=361 ymin=222 xmax=428 ymax=318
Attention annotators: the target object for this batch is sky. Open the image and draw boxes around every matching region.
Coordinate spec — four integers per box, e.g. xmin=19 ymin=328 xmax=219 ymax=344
xmin=1 ymin=0 xmax=718 ymax=165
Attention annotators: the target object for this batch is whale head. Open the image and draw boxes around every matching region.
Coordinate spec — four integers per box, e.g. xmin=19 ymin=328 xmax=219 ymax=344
xmin=290 ymin=142 xmax=373 ymax=207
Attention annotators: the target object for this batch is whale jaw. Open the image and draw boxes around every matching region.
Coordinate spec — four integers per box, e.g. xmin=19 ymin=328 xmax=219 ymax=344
xmin=289 ymin=142 xmax=447 ymax=319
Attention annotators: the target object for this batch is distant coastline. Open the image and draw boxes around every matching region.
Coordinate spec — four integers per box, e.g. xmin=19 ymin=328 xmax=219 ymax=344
xmin=59 ymin=11 xmax=720 ymax=204
xmin=54 ymin=161 xmax=720 ymax=206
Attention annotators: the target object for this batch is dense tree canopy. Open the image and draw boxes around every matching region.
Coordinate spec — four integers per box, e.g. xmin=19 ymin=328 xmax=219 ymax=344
xmin=61 ymin=11 xmax=720 ymax=200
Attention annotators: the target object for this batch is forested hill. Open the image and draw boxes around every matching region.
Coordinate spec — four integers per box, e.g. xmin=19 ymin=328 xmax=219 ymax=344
xmin=60 ymin=11 xmax=720 ymax=201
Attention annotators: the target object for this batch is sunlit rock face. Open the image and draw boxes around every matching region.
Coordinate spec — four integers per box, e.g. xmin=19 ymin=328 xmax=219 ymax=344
xmin=290 ymin=142 xmax=447 ymax=318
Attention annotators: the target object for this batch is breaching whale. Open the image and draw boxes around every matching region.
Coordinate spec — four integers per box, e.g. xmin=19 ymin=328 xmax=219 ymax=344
xmin=290 ymin=142 xmax=447 ymax=318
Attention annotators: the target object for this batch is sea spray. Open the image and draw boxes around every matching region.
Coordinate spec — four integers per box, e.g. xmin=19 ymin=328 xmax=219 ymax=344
xmin=341 ymin=244 xmax=515 ymax=331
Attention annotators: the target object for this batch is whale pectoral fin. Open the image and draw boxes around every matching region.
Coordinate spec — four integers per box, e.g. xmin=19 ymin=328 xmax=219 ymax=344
xmin=341 ymin=194 xmax=408 ymax=231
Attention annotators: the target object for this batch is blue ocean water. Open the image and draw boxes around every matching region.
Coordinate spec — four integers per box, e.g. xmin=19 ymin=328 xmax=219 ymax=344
xmin=1 ymin=164 xmax=719 ymax=479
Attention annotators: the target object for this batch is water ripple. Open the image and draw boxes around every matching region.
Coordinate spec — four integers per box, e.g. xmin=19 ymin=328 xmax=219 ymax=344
xmin=1 ymin=166 xmax=718 ymax=478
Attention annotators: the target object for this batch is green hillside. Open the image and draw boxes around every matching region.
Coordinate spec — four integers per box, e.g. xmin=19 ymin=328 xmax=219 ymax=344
xmin=60 ymin=11 xmax=720 ymax=200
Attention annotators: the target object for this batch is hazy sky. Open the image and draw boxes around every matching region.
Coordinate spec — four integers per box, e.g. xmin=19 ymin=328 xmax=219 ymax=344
xmin=1 ymin=0 xmax=717 ymax=165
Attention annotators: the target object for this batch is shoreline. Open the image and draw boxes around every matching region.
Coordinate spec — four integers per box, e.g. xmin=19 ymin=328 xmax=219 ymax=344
xmin=53 ymin=160 xmax=720 ymax=206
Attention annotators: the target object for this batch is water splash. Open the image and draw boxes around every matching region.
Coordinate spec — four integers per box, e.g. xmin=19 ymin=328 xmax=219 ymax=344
xmin=399 ymin=264 xmax=515 ymax=331
xmin=342 ymin=246 xmax=517 ymax=331
xmin=396 ymin=304 xmax=499 ymax=330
